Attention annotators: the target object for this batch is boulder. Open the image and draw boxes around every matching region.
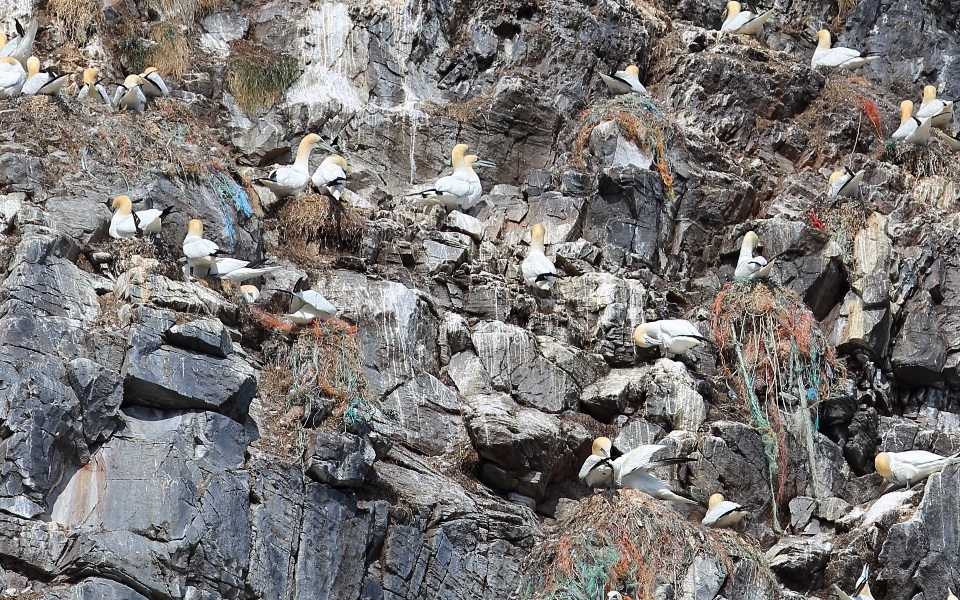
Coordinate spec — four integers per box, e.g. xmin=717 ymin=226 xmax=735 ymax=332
xmin=892 ymin=291 xmax=946 ymax=387
xmin=303 ymin=431 xmax=377 ymax=488
xmin=165 ymin=318 xmax=233 ymax=357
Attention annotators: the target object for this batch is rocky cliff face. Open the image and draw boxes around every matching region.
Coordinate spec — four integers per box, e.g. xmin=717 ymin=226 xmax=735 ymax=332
xmin=2 ymin=0 xmax=960 ymax=598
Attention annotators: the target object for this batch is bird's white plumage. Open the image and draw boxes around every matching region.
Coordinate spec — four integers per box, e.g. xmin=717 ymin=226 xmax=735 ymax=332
xmin=811 ymin=30 xmax=879 ymax=70
xmin=734 ymin=231 xmax=773 ymax=280
xmin=916 ymin=86 xmax=954 ymax=129
xmin=721 ymin=3 xmax=775 ymax=36
xmin=0 ymin=20 xmax=38 ymax=66
xmin=258 ymin=134 xmax=324 ymax=198
xmin=288 ymin=289 xmax=338 ymax=324
xmin=875 ymin=450 xmax=960 ymax=487
xmin=937 ymin=129 xmax=960 ymax=151
xmin=833 ymin=564 xmax=873 ymax=600
xmin=311 ymin=157 xmax=347 ymax=199
xmin=579 ymin=439 xmax=696 ymax=503
xmin=892 ymin=117 xmax=933 ymax=145
xmin=414 ymin=145 xmax=486 ymax=210
xmin=114 ymin=77 xmax=147 ymax=112
xmin=183 ymin=220 xmax=220 ymax=269
xmin=701 ymin=495 xmax=748 ymax=528
xmin=0 ymin=58 xmax=26 ymax=99
xmin=109 ymin=197 xmax=168 ymax=239
xmin=217 ymin=265 xmax=281 ymax=283
xmin=828 ymin=169 xmax=865 ymax=199
xmin=521 ymin=224 xmax=558 ymax=290
xmin=599 ymin=66 xmax=647 ymax=95
xmin=139 ymin=68 xmax=170 ymax=97
xmin=21 ymin=58 xmax=68 ymax=96
xmin=634 ymin=319 xmax=706 ymax=354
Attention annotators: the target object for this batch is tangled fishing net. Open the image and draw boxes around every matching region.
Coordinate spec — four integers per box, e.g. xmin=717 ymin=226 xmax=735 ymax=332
xmin=710 ymin=283 xmax=844 ymax=531
xmin=518 ymin=491 xmax=778 ymax=600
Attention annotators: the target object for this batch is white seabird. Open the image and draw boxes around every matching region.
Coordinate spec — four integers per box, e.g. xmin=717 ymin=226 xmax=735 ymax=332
xmin=579 ymin=437 xmax=698 ymax=504
xmin=109 ymin=195 xmax=174 ymax=239
xmin=0 ymin=57 xmax=26 ymax=99
xmin=875 ymin=449 xmax=960 ymax=488
xmin=833 ymin=564 xmax=874 ymax=600
xmin=240 ymin=284 xmax=260 ymax=303
xmin=634 ymin=319 xmax=709 ymax=355
xmin=207 ymin=257 xmax=281 ymax=283
xmin=701 ymin=493 xmax=748 ymax=529
xmin=734 ymin=230 xmax=774 ymax=280
xmin=138 ymin=66 xmax=170 ymax=98
xmin=720 ymin=1 xmax=776 ymax=36
xmin=21 ymin=56 xmax=69 ymax=96
xmin=811 ymin=29 xmax=880 ymax=70
xmin=78 ymin=68 xmax=113 ymax=108
xmin=936 ymin=129 xmax=960 ymax=152
xmin=949 ymin=589 xmax=958 ymax=600
xmin=0 ymin=19 xmax=38 ymax=66
xmin=521 ymin=223 xmax=559 ymax=290
xmin=410 ymin=144 xmax=494 ymax=210
xmin=113 ymin=74 xmax=147 ymax=112
xmin=257 ymin=133 xmax=333 ymax=199
xmin=916 ymin=85 xmax=954 ymax=129
xmin=311 ymin=155 xmax=348 ymax=200
xmin=827 ymin=168 xmax=865 ymax=200
xmin=891 ymin=100 xmax=933 ymax=146
xmin=182 ymin=219 xmax=220 ymax=270
xmin=286 ymin=277 xmax=338 ymax=324
xmin=599 ymin=64 xmax=648 ymax=95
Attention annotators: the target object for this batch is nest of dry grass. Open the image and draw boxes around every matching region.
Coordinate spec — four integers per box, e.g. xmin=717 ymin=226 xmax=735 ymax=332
xmin=277 ymin=193 xmax=368 ymax=254
xmin=226 ymin=40 xmax=300 ymax=115
xmin=573 ymin=95 xmax=678 ymax=198
xmin=519 ymin=491 xmax=777 ymax=600
xmin=710 ymin=283 xmax=844 ymax=529
xmin=48 ymin=0 xmax=101 ymax=45
xmin=809 ymin=194 xmax=868 ymax=266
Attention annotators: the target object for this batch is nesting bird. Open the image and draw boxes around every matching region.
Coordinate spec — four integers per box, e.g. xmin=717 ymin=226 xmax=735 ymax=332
xmin=114 ymin=74 xmax=147 ymax=112
xmin=0 ymin=19 xmax=39 ymax=66
xmin=182 ymin=219 xmax=221 ymax=271
xmin=239 ymin=285 xmax=260 ymax=303
xmin=599 ymin=65 xmax=648 ymax=96
xmin=311 ymin=155 xmax=348 ymax=200
xmin=827 ymin=168 xmax=865 ymax=200
xmin=891 ymin=100 xmax=933 ymax=146
xmin=285 ymin=277 xmax=338 ymax=324
xmin=0 ymin=57 xmax=26 ymax=99
xmin=811 ymin=30 xmax=880 ymax=70
xmin=521 ymin=223 xmax=558 ymax=291
xmin=109 ymin=195 xmax=174 ymax=239
xmin=936 ymin=129 xmax=960 ymax=152
xmin=207 ymin=257 xmax=281 ymax=283
xmin=720 ymin=1 xmax=776 ymax=36
xmin=257 ymin=134 xmax=332 ymax=199
xmin=78 ymin=68 xmax=113 ymax=108
xmin=701 ymin=493 xmax=748 ymax=529
xmin=21 ymin=57 xmax=69 ymax=96
xmin=579 ymin=437 xmax=698 ymax=504
xmin=833 ymin=565 xmax=874 ymax=600
xmin=138 ymin=67 xmax=170 ymax=98
xmin=875 ymin=449 xmax=960 ymax=488
xmin=634 ymin=319 xmax=709 ymax=355
xmin=916 ymin=85 xmax=954 ymax=129
xmin=411 ymin=144 xmax=493 ymax=210
xmin=734 ymin=231 xmax=774 ymax=280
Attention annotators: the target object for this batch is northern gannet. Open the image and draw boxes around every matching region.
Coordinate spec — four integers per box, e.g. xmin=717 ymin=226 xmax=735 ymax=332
xmin=875 ymin=449 xmax=960 ymax=488
xmin=78 ymin=68 xmax=113 ymax=108
xmin=949 ymin=589 xmax=958 ymax=600
xmin=240 ymin=284 xmax=260 ymax=303
xmin=700 ymin=493 xmax=748 ymax=528
xmin=936 ymin=129 xmax=960 ymax=151
xmin=634 ymin=320 xmax=709 ymax=355
xmin=916 ymin=85 xmax=954 ymax=129
xmin=521 ymin=223 xmax=558 ymax=290
xmin=811 ymin=30 xmax=880 ymax=70
xmin=891 ymin=100 xmax=933 ymax=146
xmin=410 ymin=144 xmax=493 ymax=210
xmin=109 ymin=195 xmax=174 ymax=238
xmin=138 ymin=66 xmax=169 ymax=98
xmin=720 ymin=1 xmax=776 ymax=36
xmin=113 ymin=74 xmax=147 ymax=112
xmin=599 ymin=65 xmax=648 ymax=96
xmin=182 ymin=219 xmax=220 ymax=269
xmin=257 ymin=134 xmax=333 ymax=199
xmin=286 ymin=277 xmax=337 ymax=324
xmin=0 ymin=57 xmax=26 ymax=99
xmin=0 ymin=19 xmax=38 ymax=66
xmin=208 ymin=257 xmax=281 ymax=283
xmin=833 ymin=565 xmax=874 ymax=600
xmin=311 ymin=155 xmax=348 ymax=200
xmin=607 ymin=593 xmax=632 ymax=600
xmin=734 ymin=231 xmax=774 ymax=280
xmin=828 ymin=168 xmax=865 ymax=200
xmin=21 ymin=57 xmax=69 ymax=96
xmin=579 ymin=437 xmax=697 ymax=504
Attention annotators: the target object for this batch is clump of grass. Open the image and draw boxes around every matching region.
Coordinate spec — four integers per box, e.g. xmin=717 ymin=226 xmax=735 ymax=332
xmin=148 ymin=0 xmax=222 ymax=24
xmin=48 ymin=0 xmax=100 ymax=45
xmin=519 ymin=491 xmax=778 ymax=599
xmin=277 ymin=193 xmax=368 ymax=254
xmin=226 ymin=42 xmax=300 ymax=115
xmin=116 ymin=36 xmax=150 ymax=74
xmin=146 ymin=24 xmax=190 ymax=80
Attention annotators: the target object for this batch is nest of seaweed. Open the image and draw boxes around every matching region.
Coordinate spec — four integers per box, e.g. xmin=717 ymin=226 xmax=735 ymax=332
xmin=518 ymin=491 xmax=778 ymax=600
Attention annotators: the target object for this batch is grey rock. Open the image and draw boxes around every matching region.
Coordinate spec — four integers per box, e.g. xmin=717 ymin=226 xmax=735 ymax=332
xmin=66 ymin=358 xmax=123 ymax=446
xmin=892 ymin=291 xmax=946 ymax=387
xmin=447 ymin=350 xmax=495 ymax=397
xmin=165 ymin=317 xmax=233 ymax=358
xmin=39 ymin=578 xmax=150 ymax=600
xmin=614 ymin=418 xmax=667 ymax=450
xmin=826 ymin=291 xmax=892 ymax=358
xmin=579 ymin=368 xmax=644 ymax=421
xmin=765 ymin=535 xmax=832 ymax=591
xmin=789 ymin=496 xmax=817 ymax=533
xmin=445 ymin=210 xmax=485 ymax=241
xmin=303 ymin=430 xmax=376 ymax=488
xmin=642 ymin=359 xmax=708 ymax=432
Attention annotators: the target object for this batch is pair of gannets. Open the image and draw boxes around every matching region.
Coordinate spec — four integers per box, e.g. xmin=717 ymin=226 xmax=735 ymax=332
xmin=108 ymin=195 xmax=175 ymax=239
xmin=828 ymin=168 xmax=865 ymax=200
xmin=521 ymin=223 xmax=558 ymax=290
xmin=875 ymin=449 xmax=960 ymax=488
xmin=892 ymin=100 xmax=934 ymax=146
xmin=735 ymin=231 xmax=774 ymax=280
xmin=599 ymin=65 xmax=648 ymax=96
xmin=720 ymin=1 xmax=776 ymax=36
xmin=0 ymin=18 xmax=38 ymax=66
xmin=182 ymin=219 xmax=280 ymax=282
xmin=579 ymin=437 xmax=698 ymax=504
xmin=701 ymin=493 xmax=748 ymax=528
xmin=412 ymin=143 xmax=495 ymax=210
xmin=257 ymin=134 xmax=341 ymax=199
xmin=634 ymin=319 xmax=709 ymax=355
xmin=833 ymin=565 xmax=873 ymax=600
xmin=811 ymin=29 xmax=880 ymax=70
xmin=113 ymin=67 xmax=171 ymax=112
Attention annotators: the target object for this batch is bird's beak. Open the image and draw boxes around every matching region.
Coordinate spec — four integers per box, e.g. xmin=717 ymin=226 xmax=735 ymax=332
xmin=475 ymin=159 xmax=497 ymax=168
xmin=319 ymin=139 xmax=337 ymax=154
